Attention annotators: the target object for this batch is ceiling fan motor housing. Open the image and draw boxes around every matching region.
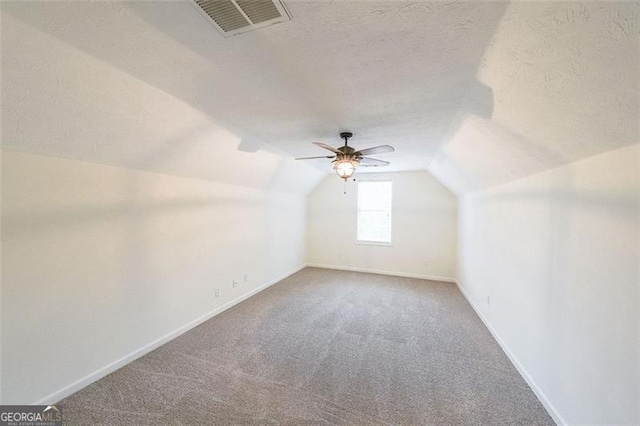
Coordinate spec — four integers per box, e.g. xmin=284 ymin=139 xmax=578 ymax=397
xmin=337 ymin=146 xmax=356 ymax=155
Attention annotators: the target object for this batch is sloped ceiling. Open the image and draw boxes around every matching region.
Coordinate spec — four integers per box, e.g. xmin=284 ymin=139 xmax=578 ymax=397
xmin=429 ymin=1 xmax=639 ymax=193
xmin=3 ymin=1 xmax=638 ymax=195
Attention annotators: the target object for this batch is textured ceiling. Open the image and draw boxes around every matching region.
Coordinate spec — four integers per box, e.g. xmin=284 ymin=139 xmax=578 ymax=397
xmin=3 ymin=1 xmax=638 ymax=194
xmin=429 ymin=1 xmax=639 ymax=193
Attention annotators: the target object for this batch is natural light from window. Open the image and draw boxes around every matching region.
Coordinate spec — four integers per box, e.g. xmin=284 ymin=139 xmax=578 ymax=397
xmin=357 ymin=181 xmax=392 ymax=244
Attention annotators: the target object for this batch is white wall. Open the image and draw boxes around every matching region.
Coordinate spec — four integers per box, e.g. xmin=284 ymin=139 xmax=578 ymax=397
xmin=2 ymin=2 xmax=325 ymax=406
xmin=457 ymin=144 xmax=639 ymax=425
xmin=1 ymin=150 xmax=307 ymax=405
xmin=308 ymin=171 xmax=457 ymax=281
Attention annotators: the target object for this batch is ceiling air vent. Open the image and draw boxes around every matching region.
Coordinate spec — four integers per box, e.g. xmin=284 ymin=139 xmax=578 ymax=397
xmin=192 ymin=0 xmax=291 ymax=37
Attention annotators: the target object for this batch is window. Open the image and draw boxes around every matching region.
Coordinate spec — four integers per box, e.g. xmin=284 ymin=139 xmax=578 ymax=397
xmin=357 ymin=181 xmax=392 ymax=244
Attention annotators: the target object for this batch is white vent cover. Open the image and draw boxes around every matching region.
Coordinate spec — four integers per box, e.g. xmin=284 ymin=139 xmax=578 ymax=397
xmin=191 ymin=0 xmax=291 ymax=37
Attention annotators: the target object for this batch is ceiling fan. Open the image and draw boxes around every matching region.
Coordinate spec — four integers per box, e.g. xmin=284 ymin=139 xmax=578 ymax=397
xmin=295 ymin=132 xmax=395 ymax=180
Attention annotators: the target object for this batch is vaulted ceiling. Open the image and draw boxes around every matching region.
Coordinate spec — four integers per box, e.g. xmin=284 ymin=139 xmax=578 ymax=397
xmin=3 ymin=1 xmax=638 ymax=194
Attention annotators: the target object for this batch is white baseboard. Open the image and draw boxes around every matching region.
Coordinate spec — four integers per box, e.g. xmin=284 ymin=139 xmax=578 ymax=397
xmin=454 ymin=280 xmax=566 ymax=426
xmin=35 ymin=264 xmax=306 ymax=405
xmin=306 ymin=263 xmax=456 ymax=283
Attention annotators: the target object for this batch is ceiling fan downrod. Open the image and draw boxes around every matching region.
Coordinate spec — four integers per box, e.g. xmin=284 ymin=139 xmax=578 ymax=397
xmin=340 ymin=132 xmax=352 ymax=149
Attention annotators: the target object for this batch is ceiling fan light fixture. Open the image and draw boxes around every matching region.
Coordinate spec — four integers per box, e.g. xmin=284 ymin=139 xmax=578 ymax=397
xmin=333 ymin=159 xmax=358 ymax=180
xmin=295 ymin=132 xmax=394 ymax=183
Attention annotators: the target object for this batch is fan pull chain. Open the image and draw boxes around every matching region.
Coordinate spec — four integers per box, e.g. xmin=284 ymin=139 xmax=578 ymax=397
xmin=344 ymin=180 xmax=347 ymax=195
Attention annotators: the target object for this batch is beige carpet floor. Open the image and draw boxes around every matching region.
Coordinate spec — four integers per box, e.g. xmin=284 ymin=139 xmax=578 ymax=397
xmin=59 ymin=267 xmax=554 ymax=425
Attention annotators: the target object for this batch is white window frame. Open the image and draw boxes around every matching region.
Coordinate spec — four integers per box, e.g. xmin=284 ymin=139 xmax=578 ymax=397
xmin=355 ymin=179 xmax=393 ymax=246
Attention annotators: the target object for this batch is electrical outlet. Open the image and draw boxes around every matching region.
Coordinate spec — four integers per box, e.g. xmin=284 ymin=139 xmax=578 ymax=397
xmin=215 ymin=289 xmax=220 ymax=298
xmin=243 ymin=274 xmax=247 ymax=282
xmin=232 ymin=280 xmax=237 ymax=288
xmin=487 ymin=296 xmax=491 ymax=306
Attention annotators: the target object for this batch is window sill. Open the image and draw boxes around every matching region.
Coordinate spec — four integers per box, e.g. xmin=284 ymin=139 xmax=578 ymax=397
xmin=355 ymin=240 xmax=393 ymax=247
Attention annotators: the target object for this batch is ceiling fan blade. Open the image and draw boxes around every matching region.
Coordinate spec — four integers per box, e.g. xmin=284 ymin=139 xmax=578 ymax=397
xmin=313 ymin=142 xmax=341 ymax=153
xmin=358 ymin=157 xmax=390 ymax=167
xmin=295 ymin=155 xmax=335 ymax=160
xmin=355 ymin=145 xmax=395 ymax=156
